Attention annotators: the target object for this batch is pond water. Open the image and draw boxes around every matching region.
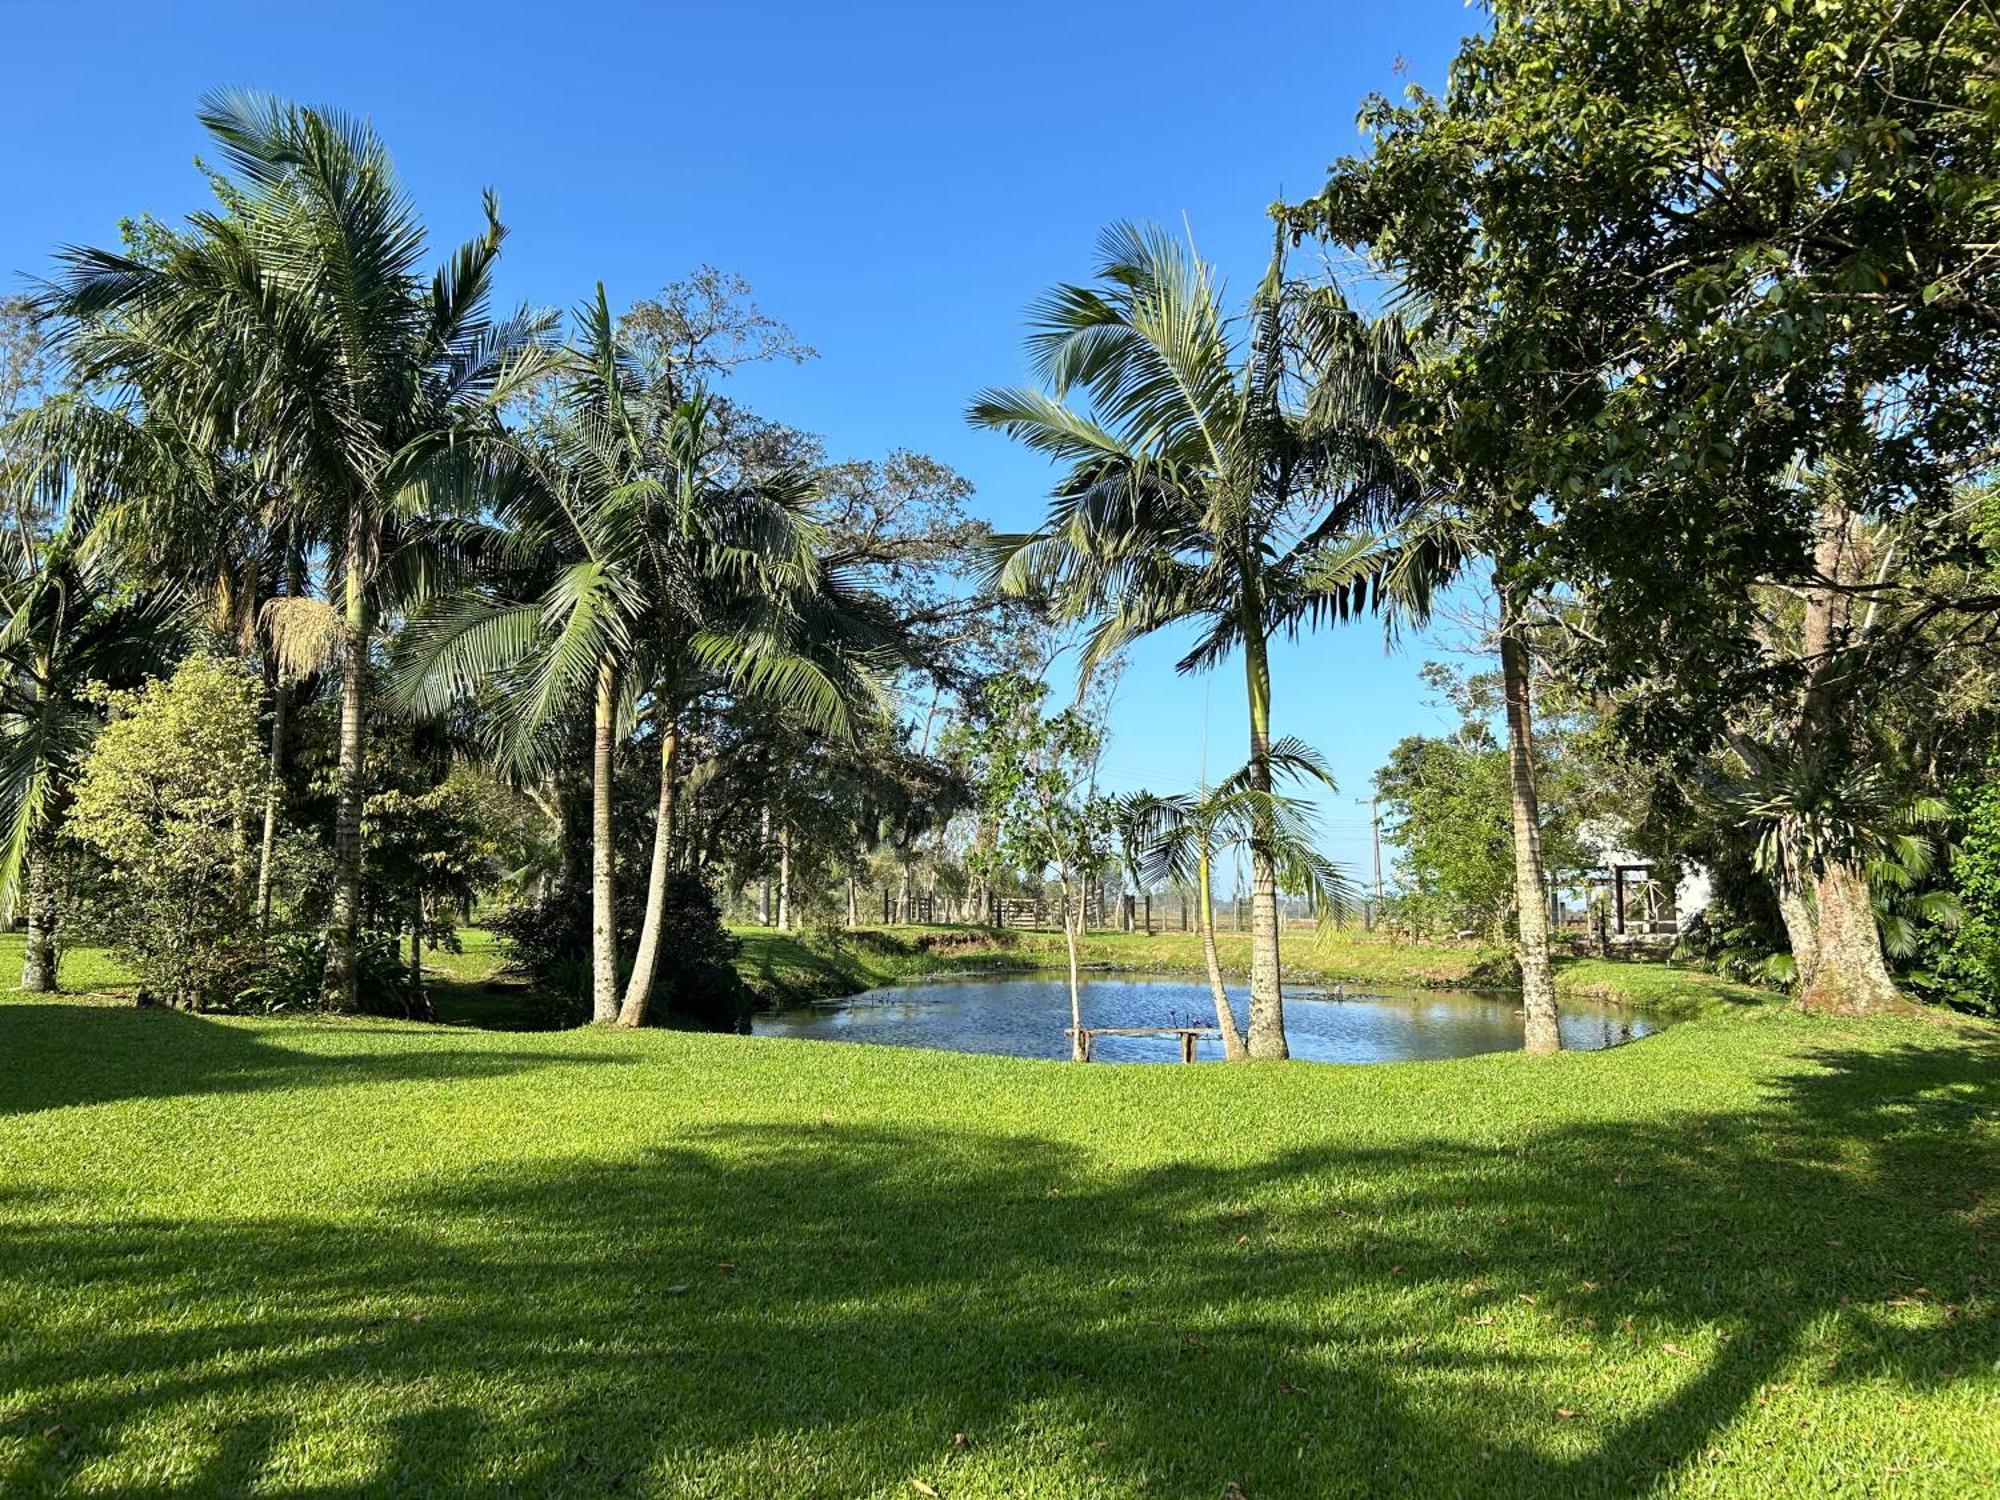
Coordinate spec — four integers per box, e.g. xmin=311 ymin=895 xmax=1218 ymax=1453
xmin=754 ymin=972 xmax=1663 ymax=1064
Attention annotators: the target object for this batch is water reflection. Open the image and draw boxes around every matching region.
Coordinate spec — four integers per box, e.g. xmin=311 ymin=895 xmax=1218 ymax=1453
xmin=754 ymin=973 xmax=1662 ymax=1064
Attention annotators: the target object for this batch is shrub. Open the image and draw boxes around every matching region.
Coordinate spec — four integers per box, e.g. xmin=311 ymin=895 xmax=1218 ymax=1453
xmin=64 ymin=656 xmax=269 ymax=1010
xmin=493 ymin=871 xmax=747 ymax=1030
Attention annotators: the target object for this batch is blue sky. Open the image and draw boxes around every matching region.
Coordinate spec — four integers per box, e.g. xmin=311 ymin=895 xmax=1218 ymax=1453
xmin=2 ymin=0 xmax=1487 ymax=884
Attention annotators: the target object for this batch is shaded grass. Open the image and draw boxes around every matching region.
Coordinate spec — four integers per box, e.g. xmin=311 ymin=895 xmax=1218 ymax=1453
xmin=0 ymin=997 xmax=1994 ymax=1496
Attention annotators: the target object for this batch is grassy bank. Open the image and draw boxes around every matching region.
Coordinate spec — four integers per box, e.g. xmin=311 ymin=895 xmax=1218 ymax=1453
xmin=1 ymin=995 xmax=1993 ymax=1496
xmin=0 ymin=923 xmax=1773 ymax=1025
xmin=733 ymin=923 xmax=1768 ymax=1020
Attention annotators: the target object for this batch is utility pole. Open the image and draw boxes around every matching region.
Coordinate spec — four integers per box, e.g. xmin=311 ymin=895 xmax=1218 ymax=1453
xmin=1357 ymin=795 xmax=1383 ymax=927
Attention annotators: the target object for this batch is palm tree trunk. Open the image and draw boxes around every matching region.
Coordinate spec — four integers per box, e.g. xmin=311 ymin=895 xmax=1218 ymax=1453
xmin=1198 ymin=846 xmax=1247 ymax=1060
xmin=19 ymin=819 xmax=56 ymax=993
xmin=321 ymin=513 xmax=369 ymax=1013
xmin=255 ymin=676 xmax=289 ymax=934
xmin=1242 ymin=629 xmax=1287 ymax=1059
xmin=619 ymin=716 xmax=680 ymax=1027
xmin=777 ymin=822 xmax=793 ymax=931
xmin=1499 ymin=589 xmax=1561 ymax=1054
xmin=758 ymin=805 xmax=772 ymax=926
xmin=590 ymin=659 xmax=619 ymax=1023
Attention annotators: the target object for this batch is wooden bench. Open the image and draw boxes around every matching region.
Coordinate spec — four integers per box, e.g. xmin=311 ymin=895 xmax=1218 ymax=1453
xmin=1064 ymin=1026 xmax=1219 ymax=1063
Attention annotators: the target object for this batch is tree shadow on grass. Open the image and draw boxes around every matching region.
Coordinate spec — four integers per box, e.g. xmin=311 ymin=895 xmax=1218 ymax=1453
xmin=0 ymin=1032 xmax=1994 ymax=1496
xmin=0 ymin=1003 xmax=617 ymax=1117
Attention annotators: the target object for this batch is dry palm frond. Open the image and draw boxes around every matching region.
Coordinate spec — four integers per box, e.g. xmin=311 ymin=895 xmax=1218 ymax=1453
xmin=259 ymin=596 xmax=345 ymax=683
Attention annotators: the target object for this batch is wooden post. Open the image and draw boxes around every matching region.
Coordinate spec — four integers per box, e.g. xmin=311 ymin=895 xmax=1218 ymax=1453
xmin=1179 ymin=1029 xmax=1197 ymax=1064
xmin=1144 ymin=892 xmax=1153 ymax=936
xmin=882 ymin=886 xmax=891 ymax=925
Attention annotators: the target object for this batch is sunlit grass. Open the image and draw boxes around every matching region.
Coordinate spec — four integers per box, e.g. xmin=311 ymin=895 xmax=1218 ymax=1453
xmin=2 ymin=992 xmax=1993 ymax=1495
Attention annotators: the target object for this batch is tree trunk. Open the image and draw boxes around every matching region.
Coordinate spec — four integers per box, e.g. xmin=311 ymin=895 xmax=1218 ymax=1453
xmin=1499 ymin=589 xmax=1561 ymax=1055
xmin=846 ymin=873 xmax=858 ymax=929
xmin=1064 ymin=887 xmax=1085 ymax=1061
xmin=1777 ymin=885 xmax=1820 ymax=988
xmin=1802 ymin=860 xmax=1903 ymax=1013
xmin=777 ymin=822 xmax=793 ymax=932
xmin=255 ymin=676 xmax=289 ymax=935
xmin=320 ymin=513 xmax=369 ymax=1013
xmin=758 ymin=805 xmax=772 ymax=926
xmin=19 ymin=820 xmax=56 ymax=993
xmin=1242 ymin=629 xmax=1287 ymax=1058
xmin=590 ymin=659 xmax=619 ymax=1023
xmin=618 ymin=717 xmax=680 ymax=1027
xmin=409 ymin=890 xmax=424 ymax=994
xmin=1198 ymin=846 xmax=1247 ymax=1060
xmin=1782 ymin=490 xmax=1901 ymax=1009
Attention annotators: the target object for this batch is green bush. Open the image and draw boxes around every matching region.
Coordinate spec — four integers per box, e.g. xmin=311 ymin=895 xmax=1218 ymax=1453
xmin=494 ymin=871 xmax=746 ymax=1030
xmin=63 ymin=656 xmax=270 ymax=1011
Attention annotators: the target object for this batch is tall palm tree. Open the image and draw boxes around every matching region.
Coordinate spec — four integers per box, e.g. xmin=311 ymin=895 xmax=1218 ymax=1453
xmin=1126 ymin=739 xmax=1355 ymax=1059
xmin=401 ymin=288 xmax=892 ymax=1024
xmin=970 ymin=222 xmax=1410 ymax=1058
xmin=47 ymin=90 xmax=562 ymax=1008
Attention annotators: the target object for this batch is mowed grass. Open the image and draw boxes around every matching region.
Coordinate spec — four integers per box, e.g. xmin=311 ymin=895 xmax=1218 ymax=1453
xmin=2 ymin=988 xmax=1995 ymax=1496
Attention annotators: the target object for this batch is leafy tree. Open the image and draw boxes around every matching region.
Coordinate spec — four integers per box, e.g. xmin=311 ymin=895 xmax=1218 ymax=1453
xmin=948 ymin=674 xmax=1116 ymax=1059
xmin=1291 ymin=0 xmax=2000 ymax=1014
xmin=363 ymin=770 xmax=498 ymax=1004
xmin=1922 ymin=772 xmax=2000 ymax=1013
xmin=62 ymin=656 xmax=267 ymax=1009
xmin=972 ymin=222 xmax=1410 ymax=1058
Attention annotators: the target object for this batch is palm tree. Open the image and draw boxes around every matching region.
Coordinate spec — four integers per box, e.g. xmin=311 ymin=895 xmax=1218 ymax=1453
xmin=0 ymin=528 xmax=180 ymax=990
xmin=401 ymin=287 xmax=892 ymax=1024
xmin=46 ymin=90 xmax=562 ymax=1009
xmin=970 ymin=222 xmax=1410 ymax=1058
xmin=1126 ymin=739 xmax=1355 ymax=1059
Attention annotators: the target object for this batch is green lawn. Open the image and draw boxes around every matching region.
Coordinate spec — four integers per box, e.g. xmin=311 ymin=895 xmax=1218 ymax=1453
xmin=2 ymin=988 xmax=1994 ymax=1495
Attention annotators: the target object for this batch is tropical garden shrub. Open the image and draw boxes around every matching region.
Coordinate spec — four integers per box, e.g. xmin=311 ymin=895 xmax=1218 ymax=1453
xmin=495 ymin=871 xmax=745 ymax=1030
xmin=62 ymin=655 xmax=269 ymax=1010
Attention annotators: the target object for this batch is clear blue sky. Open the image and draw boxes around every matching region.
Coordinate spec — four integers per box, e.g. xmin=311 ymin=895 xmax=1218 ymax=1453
xmin=1 ymin=0 xmax=1487 ymax=886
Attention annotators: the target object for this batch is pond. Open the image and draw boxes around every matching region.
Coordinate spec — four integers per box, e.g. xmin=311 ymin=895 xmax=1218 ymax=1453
xmin=754 ymin=972 xmax=1664 ymax=1064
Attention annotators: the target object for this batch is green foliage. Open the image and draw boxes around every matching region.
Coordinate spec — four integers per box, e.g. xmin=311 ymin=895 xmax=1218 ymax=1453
xmin=493 ymin=872 xmax=745 ymax=1030
xmin=62 ymin=655 xmax=268 ymax=1010
xmin=1373 ymin=664 xmax=1598 ymax=940
xmin=947 ymin=674 xmax=1116 ymax=925
xmin=1919 ymin=774 xmax=2000 ymax=1014
xmin=1376 ymin=729 xmax=1516 ymax=939
xmin=363 ymin=769 xmax=501 ymax=951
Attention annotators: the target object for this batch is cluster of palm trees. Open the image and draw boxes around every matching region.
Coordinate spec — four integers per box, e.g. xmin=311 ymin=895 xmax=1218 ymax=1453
xmin=3 ymin=91 xmax=897 ymax=1017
